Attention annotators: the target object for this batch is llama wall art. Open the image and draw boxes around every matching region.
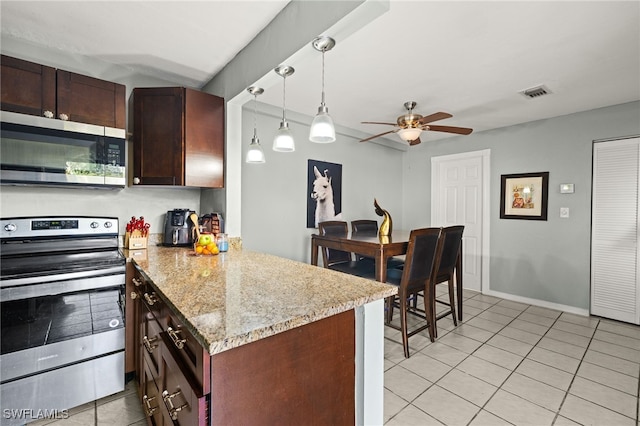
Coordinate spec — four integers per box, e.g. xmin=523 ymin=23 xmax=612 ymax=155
xmin=307 ymin=160 xmax=342 ymax=228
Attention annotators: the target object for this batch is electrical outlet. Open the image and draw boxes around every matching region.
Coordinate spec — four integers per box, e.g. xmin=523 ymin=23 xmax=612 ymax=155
xmin=560 ymin=207 xmax=570 ymax=218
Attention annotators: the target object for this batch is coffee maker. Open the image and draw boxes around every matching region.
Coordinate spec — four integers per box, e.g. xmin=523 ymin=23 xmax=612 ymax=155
xmin=163 ymin=209 xmax=196 ymax=246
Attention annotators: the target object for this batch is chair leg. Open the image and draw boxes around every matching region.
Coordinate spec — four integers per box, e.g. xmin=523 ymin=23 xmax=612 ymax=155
xmin=400 ymin=293 xmax=410 ymax=358
xmin=448 ymin=278 xmax=457 ymax=326
xmin=385 ymin=296 xmax=393 ymax=324
xmin=425 ymin=283 xmax=436 ymax=342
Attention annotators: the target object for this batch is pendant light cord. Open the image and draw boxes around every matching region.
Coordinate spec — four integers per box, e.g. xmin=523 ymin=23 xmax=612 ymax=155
xmin=320 ymin=50 xmax=326 ymax=107
xmin=282 ymin=75 xmax=287 ymax=122
xmin=253 ymin=93 xmax=258 ymax=138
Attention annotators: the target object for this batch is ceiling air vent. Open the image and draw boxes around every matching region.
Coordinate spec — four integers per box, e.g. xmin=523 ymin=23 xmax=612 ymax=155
xmin=520 ymin=85 xmax=552 ymax=99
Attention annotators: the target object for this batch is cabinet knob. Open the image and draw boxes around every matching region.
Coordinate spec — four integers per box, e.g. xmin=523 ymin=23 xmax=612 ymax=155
xmin=142 ymin=395 xmax=158 ymax=417
xmin=166 ymin=326 xmax=186 ymax=350
xmin=130 ymin=292 xmax=137 ymax=300
xmin=59 ymin=113 xmax=69 ymax=121
xmin=43 ymin=110 xmax=54 ymax=118
xmin=132 ymin=277 xmax=143 ymax=287
xmin=133 ymin=177 xmax=141 ymax=185
xmin=162 ymin=390 xmax=189 ymax=421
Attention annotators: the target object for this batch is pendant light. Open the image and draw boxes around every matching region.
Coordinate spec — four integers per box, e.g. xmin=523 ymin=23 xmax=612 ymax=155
xmin=246 ymin=86 xmax=265 ymax=164
xmin=273 ymin=65 xmax=295 ymax=152
xmin=309 ymin=36 xmax=336 ymax=143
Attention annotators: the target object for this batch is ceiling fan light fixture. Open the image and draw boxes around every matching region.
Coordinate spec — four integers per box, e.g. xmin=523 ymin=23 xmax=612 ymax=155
xmin=397 ymin=127 xmax=422 ymax=142
xmin=309 ymin=36 xmax=336 ymax=143
xmin=246 ymin=86 xmax=266 ymax=163
xmin=273 ymin=65 xmax=295 ymax=152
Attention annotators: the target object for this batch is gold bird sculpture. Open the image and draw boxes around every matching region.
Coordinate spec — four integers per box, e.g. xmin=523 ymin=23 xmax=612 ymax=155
xmin=374 ymin=198 xmax=392 ymax=237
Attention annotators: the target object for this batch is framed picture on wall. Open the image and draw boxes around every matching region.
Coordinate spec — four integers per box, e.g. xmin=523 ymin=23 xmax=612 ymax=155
xmin=307 ymin=160 xmax=343 ymax=228
xmin=500 ymin=172 xmax=549 ymax=220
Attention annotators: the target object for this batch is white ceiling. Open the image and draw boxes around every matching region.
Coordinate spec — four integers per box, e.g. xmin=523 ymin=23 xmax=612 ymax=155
xmin=2 ymin=1 xmax=639 ymax=146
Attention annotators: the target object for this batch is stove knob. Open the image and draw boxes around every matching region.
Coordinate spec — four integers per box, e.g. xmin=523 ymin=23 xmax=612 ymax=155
xmin=104 ymin=221 xmax=113 ymax=228
xmin=4 ymin=223 xmax=16 ymax=232
xmin=90 ymin=221 xmax=99 ymax=229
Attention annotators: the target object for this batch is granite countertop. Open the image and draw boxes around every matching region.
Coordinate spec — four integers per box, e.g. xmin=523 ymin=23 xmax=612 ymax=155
xmin=130 ymin=244 xmax=397 ymax=355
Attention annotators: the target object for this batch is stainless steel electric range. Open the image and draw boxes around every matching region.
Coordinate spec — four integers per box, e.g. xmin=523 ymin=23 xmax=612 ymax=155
xmin=0 ymin=216 xmax=126 ymax=425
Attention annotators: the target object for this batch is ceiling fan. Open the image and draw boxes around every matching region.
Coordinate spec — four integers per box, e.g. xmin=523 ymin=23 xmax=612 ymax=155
xmin=360 ymin=101 xmax=473 ymax=146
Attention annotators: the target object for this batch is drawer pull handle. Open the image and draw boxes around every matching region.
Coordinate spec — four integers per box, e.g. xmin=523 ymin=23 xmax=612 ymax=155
xmin=162 ymin=390 xmax=189 ymax=421
xmin=142 ymin=394 xmax=158 ymax=417
xmin=130 ymin=292 xmax=138 ymax=300
xmin=144 ymin=292 xmax=158 ymax=306
xmin=143 ymin=335 xmax=159 ymax=353
xmin=132 ymin=277 xmax=143 ymax=287
xmin=167 ymin=327 xmax=186 ymax=349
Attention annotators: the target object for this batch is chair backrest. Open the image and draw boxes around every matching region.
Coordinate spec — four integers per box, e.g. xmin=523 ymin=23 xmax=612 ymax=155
xmin=351 ymin=220 xmax=378 ymax=234
xmin=318 ymin=221 xmax=351 ymax=266
xmin=436 ymin=225 xmax=464 ymax=280
xmin=400 ymin=227 xmax=444 ymax=294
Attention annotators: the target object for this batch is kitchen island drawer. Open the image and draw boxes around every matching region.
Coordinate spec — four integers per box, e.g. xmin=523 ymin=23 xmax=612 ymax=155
xmin=162 ymin=307 xmax=210 ymax=395
xmin=160 ymin=332 xmax=209 ymax=426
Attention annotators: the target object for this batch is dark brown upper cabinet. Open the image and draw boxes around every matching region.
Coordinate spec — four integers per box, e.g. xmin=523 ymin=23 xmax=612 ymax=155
xmin=1 ymin=54 xmax=56 ymax=117
xmin=132 ymin=87 xmax=225 ymax=188
xmin=56 ymin=70 xmax=125 ymax=129
xmin=1 ymin=54 xmax=125 ymax=129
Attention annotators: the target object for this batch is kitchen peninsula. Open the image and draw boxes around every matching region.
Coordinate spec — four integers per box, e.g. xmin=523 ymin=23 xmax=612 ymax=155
xmin=129 ymin=243 xmax=396 ymax=425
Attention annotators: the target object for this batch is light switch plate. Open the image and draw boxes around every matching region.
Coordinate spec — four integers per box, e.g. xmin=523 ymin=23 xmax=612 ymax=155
xmin=560 ymin=184 xmax=575 ymax=194
xmin=560 ymin=207 xmax=570 ymax=218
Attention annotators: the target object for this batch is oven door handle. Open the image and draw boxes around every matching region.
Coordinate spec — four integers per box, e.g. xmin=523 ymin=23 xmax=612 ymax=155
xmin=0 ymin=272 xmax=124 ymax=302
xmin=1 ymin=266 xmax=124 ymax=288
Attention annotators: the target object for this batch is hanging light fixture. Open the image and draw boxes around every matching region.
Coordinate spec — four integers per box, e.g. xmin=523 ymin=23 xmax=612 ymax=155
xmin=273 ymin=65 xmax=295 ymax=152
xmin=309 ymin=36 xmax=336 ymax=143
xmin=246 ymin=86 xmax=265 ymax=164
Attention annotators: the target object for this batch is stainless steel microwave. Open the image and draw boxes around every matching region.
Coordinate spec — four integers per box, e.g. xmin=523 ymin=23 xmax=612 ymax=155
xmin=0 ymin=111 xmax=126 ymax=189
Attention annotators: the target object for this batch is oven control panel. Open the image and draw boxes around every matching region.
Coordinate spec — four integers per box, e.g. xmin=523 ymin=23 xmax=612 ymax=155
xmin=32 ymin=220 xmax=79 ymax=230
xmin=1 ymin=217 xmax=119 ymax=239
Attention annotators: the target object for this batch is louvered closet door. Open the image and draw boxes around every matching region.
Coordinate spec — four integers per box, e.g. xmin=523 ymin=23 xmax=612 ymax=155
xmin=591 ymin=137 xmax=640 ymax=324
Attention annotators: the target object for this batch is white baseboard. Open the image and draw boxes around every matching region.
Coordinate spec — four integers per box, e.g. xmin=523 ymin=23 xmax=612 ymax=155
xmin=483 ymin=289 xmax=590 ymax=317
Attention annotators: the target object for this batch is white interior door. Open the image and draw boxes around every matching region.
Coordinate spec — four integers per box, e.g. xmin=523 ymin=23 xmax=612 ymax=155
xmin=432 ymin=150 xmax=490 ymax=292
xmin=591 ymin=137 xmax=640 ymax=324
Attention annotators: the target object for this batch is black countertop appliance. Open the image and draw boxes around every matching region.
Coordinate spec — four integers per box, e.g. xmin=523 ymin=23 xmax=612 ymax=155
xmin=163 ymin=209 xmax=196 ymax=246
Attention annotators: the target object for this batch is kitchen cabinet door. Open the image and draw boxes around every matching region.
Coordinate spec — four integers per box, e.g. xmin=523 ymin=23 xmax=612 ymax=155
xmin=140 ymin=358 xmax=165 ymax=426
xmin=0 ymin=55 xmax=56 ymax=117
xmin=132 ymin=87 xmax=224 ymax=188
xmin=57 ymin=70 xmax=125 ymax=128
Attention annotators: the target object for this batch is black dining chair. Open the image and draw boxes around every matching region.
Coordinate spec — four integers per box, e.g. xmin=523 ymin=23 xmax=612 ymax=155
xmin=351 ymin=219 xmax=405 ymax=268
xmin=430 ymin=225 xmax=464 ymax=339
xmin=351 ymin=219 xmax=378 ymax=234
xmin=317 ymin=221 xmax=376 ymax=279
xmin=384 ymin=227 xmax=444 ymax=357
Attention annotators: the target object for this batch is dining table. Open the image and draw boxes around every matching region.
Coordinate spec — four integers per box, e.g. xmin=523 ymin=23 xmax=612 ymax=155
xmin=311 ymin=229 xmax=464 ymax=321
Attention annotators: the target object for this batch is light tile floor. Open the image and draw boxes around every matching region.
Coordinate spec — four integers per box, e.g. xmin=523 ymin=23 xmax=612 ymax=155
xmin=27 ymin=380 xmax=145 ymax=426
xmin=27 ymin=289 xmax=640 ymax=426
xmin=384 ymin=288 xmax=640 ymax=425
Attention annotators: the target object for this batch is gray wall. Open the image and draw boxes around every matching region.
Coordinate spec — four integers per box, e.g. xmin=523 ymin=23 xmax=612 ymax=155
xmin=240 ymin=103 xmax=404 ymax=263
xmin=401 ymin=101 xmax=640 ymax=310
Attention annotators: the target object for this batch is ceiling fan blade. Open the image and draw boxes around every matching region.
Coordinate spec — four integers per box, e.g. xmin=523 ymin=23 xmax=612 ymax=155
xmin=408 ymin=137 xmax=421 ymax=146
xmin=361 ymin=121 xmax=397 ymax=126
xmin=359 ymin=129 xmax=397 ymax=142
xmin=427 ymin=125 xmax=473 ymax=135
xmin=418 ymin=112 xmax=453 ymax=125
